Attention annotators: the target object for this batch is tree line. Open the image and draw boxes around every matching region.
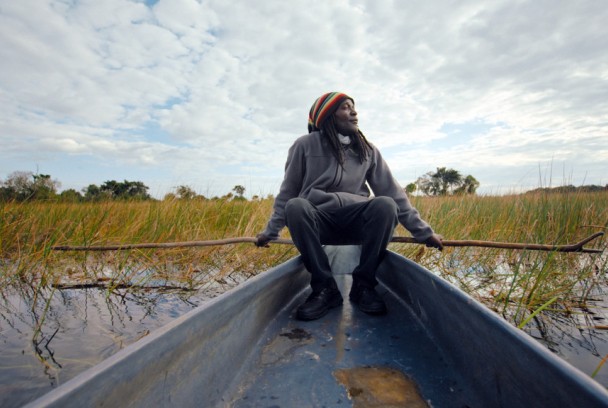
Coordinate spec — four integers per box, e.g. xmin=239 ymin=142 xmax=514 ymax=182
xmin=0 ymin=171 xmax=257 ymax=203
xmin=1 ymin=167 xmax=489 ymax=203
xmin=526 ymin=185 xmax=607 ymax=194
xmin=408 ymin=167 xmax=480 ymax=196
xmin=0 ymin=171 xmax=153 ymax=202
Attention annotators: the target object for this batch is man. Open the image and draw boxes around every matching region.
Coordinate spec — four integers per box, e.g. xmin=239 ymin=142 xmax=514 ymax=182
xmin=256 ymin=92 xmax=443 ymax=321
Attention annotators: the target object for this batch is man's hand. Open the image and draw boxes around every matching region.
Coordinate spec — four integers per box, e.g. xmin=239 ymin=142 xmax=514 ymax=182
xmin=423 ymin=233 xmax=444 ymax=251
xmin=255 ymin=233 xmax=272 ymax=248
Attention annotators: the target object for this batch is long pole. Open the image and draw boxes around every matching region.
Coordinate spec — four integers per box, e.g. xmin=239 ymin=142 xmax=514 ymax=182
xmin=51 ymin=232 xmax=604 ymax=253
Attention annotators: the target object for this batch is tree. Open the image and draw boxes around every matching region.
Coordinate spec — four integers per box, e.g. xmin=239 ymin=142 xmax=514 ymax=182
xmin=100 ymin=180 xmax=151 ymax=200
xmin=123 ymin=181 xmax=150 ymax=200
xmin=0 ymin=186 xmax=11 ymax=201
xmin=415 ymin=167 xmax=478 ymax=196
xmin=175 ymin=185 xmax=197 ymax=200
xmin=82 ymin=184 xmax=105 ymax=201
xmin=434 ymin=167 xmax=462 ymax=195
xmin=454 ymin=175 xmax=480 ymax=195
xmin=232 ymin=185 xmax=246 ymax=199
xmin=416 ymin=171 xmax=442 ymax=196
xmin=82 ymin=180 xmax=151 ymax=201
xmin=0 ymin=171 xmax=60 ymax=201
xmin=2 ymin=171 xmax=32 ymax=200
xmin=60 ymin=189 xmax=83 ymax=202
xmin=405 ymin=182 xmax=417 ymax=195
xmin=31 ymin=174 xmax=60 ymax=200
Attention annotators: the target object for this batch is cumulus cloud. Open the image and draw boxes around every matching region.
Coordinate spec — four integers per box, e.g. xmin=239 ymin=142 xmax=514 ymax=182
xmin=0 ymin=0 xmax=606 ymax=196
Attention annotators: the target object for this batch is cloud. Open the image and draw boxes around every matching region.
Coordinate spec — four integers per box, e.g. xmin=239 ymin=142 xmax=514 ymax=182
xmin=1 ymin=0 xmax=606 ymax=198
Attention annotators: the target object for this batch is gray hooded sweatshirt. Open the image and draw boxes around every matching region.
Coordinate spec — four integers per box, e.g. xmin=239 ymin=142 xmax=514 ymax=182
xmin=262 ymin=131 xmax=435 ymax=241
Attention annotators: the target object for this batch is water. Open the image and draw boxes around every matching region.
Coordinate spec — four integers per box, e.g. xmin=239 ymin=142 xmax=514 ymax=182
xmin=449 ymin=256 xmax=608 ymax=387
xmin=0 ymin=277 xmax=243 ymax=408
xmin=1 ymin=272 xmax=607 ymax=407
xmin=524 ymin=295 xmax=608 ymax=387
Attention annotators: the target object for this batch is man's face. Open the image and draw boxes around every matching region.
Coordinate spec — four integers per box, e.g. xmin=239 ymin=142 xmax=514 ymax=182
xmin=334 ymin=99 xmax=358 ymax=135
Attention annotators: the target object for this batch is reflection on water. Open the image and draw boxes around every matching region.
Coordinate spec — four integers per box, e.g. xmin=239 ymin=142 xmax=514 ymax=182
xmin=524 ymin=295 xmax=608 ymax=387
xmin=0 ymin=276 xmax=244 ymax=408
xmin=435 ymin=249 xmax=608 ymax=388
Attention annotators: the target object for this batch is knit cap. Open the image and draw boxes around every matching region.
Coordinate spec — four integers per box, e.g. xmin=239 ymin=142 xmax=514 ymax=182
xmin=307 ymin=92 xmax=354 ymax=133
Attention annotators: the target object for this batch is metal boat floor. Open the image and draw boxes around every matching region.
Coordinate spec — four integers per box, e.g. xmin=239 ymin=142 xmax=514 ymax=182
xmin=230 ymin=273 xmax=477 ymax=407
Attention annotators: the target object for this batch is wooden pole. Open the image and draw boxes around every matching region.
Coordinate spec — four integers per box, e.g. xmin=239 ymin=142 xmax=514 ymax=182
xmin=51 ymin=232 xmax=604 ymax=253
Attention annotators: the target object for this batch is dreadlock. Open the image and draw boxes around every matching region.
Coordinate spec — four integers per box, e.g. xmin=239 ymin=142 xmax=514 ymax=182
xmin=321 ymin=115 xmax=373 ymax=167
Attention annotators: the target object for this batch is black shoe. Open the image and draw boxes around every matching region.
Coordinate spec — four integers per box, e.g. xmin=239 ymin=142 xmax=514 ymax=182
xmin=296 ymin=284 xmax=343 ymax=321
xmin=349 ymin=282 xmax=387 ymax=315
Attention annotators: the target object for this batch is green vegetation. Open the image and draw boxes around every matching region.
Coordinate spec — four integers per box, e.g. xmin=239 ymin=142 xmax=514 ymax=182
xmin=0 ymin=171 xmax=255 ymax=203
xmin=0 ymin=189 xmax=606 ymax=330
xmin=393 ymin=191 xmax=608 ymax=327
xmin=0 ymin=171 xmax=60 ymax=201
xmin=0 ymin=171 xmax=152 ymax=202
xmin=0 ymin=198 xmax=294 ymax=290
xmin=414 ymin=167 xmax=480 ymax=195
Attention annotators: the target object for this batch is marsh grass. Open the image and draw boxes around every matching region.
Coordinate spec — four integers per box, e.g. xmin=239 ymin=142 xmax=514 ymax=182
xmin=395 ymin=191 xmax=608 ymax=326
xmin=1 ymin=191 xmax=607 ymax=329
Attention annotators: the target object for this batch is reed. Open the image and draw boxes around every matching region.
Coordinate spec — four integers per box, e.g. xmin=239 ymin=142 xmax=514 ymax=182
xmin=1 ymin=191 xmax=606 ymax=328
xmin=394 ymin=191 xmax=607 ymax=325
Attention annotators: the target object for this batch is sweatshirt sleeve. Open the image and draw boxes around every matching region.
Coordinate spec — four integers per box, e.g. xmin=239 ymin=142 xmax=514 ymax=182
xmin=262 ymin=140 xmax=305 ymax=239
xmin=366 ymin=147 xmax=435 ymax=242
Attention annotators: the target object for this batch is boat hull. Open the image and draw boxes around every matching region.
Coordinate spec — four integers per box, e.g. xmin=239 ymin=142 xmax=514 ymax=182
xmin=26 ymin=247 xmax=608 ymax=407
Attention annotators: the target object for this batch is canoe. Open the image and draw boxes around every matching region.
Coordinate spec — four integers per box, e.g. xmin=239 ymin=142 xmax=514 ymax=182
xmin=26 ymin=246 xmax=608 ymax=407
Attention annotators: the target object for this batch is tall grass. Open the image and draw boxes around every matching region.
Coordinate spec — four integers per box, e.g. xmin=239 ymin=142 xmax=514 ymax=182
xmin=0 ymin=199 xmax=297 ymax=290
xmin=395 ymin=191 xmax=608 ymax=325
xmin=1 ymin=191 xmax=607 ymax=327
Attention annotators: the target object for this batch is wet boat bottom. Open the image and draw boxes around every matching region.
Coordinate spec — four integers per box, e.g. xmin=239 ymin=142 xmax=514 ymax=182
xmin=229 ymin=274 xmax=475 ymax=407
xmin=334 ymin=366 xmax=428 ymax=407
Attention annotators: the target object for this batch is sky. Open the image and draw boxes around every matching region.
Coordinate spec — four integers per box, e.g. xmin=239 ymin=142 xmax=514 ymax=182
xmin=1 ymin=0 xmax=606 ymax=198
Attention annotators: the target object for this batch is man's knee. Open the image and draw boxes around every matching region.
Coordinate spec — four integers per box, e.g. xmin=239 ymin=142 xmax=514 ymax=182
xmin=370 ymin=196 xmax=398 ymax=215
xmin=285 ymin=197 xmax=312 ymax=220
xmin=366 ymin=197 xmax=398 ymax=228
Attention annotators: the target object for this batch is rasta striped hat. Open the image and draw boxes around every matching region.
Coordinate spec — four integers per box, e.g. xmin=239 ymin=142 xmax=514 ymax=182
xmin=307 ymin=92 xmax=354 ymax=133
